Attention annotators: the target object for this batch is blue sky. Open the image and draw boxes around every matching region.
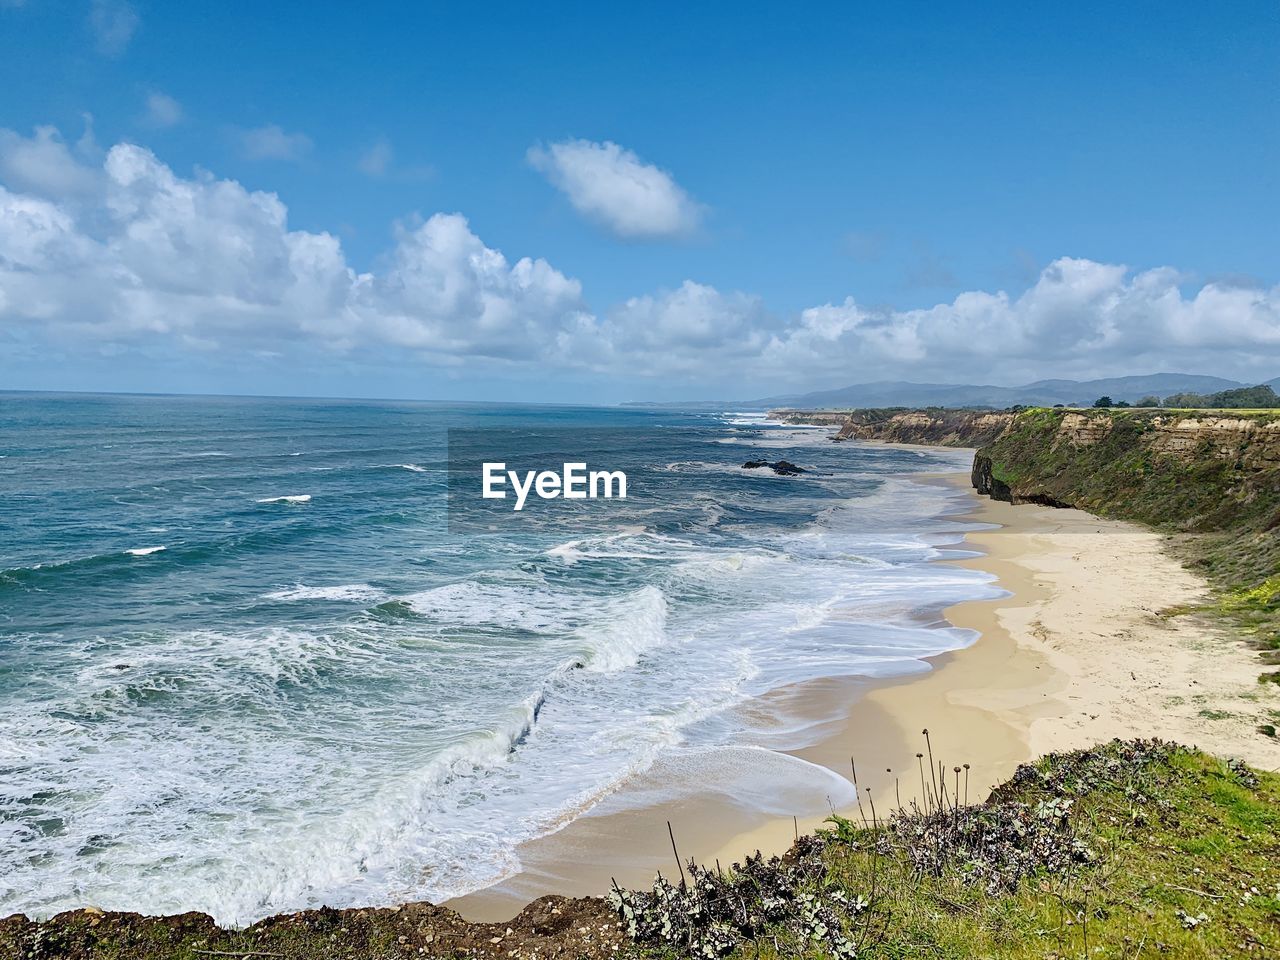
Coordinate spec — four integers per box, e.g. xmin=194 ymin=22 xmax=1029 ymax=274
xmin=1 ymin=1 xmax=1277 ymax=401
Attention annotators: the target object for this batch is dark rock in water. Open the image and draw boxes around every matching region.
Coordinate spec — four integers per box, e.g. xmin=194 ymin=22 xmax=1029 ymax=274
xmin=741 ymin=459 xmax=806 ymax=476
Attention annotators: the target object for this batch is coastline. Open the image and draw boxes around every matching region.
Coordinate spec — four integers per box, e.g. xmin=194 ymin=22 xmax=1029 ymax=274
xmin=451 ymin=463 xmax=1280 ymax=922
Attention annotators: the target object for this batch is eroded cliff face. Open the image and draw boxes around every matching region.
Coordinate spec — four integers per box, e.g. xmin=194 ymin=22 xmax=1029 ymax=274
xmin=1022 ymin=411 xmax=1280 ymax=469
xmin=970 ymin=408 xmax=1280 ymax=534
xmin=769 ymin=408 xmax=1015 ymax=447
xmin=773 ymin=407 xmax=1280 ymax=533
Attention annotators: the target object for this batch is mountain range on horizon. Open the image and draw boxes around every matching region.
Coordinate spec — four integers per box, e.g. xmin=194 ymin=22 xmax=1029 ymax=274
xmin=630 ymin=373 xmax=1280 ymax=411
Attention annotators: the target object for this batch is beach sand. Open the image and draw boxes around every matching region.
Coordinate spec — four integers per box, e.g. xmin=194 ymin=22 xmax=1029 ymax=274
xmin=450 ymin=469 xmax=1280 ymax=922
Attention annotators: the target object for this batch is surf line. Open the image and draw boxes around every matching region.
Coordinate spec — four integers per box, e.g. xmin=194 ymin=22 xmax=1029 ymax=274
xmin=481 ymin=462 xmax=627 ymax=511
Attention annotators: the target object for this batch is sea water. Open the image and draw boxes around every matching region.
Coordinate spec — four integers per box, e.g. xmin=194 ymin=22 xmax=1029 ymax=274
xmin=0 ymin=394 xmax=1000 ymax=924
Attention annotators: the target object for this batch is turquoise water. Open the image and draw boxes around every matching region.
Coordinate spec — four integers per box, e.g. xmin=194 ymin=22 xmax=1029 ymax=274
xmin=0 ymin=393 xmax=998 ymax=923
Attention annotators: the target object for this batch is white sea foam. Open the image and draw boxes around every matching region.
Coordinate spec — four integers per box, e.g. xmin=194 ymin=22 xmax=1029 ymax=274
xmin=263 ymin=583 xmax=387 ymax=603
xmin=394 ymin=463 xmax=427 ymax=473
xmin=256 ymin=494 xmax=311 ymax=503
xmin=124 ymin=546 xmax=166 ymax=556
xmin=576 ymin=585 xmax=668 ymax=672
xmin=717 ymin=425 xmax=836 ymax=448
xmin=0 ymin=430 xmax=1001 ymax=927
xmin=719 ymin=413 xmax=771 ymax=426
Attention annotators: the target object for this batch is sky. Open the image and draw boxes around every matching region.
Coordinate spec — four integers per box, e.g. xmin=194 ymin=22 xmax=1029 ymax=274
xmin=0 ymin=1 xmax=1277 ymax=403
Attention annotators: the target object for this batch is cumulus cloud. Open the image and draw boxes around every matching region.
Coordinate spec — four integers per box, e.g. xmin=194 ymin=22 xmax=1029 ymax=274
xmin=144 ymin=92 xmax=183 ymax=127
xmin=0 ymin=130 xmax=590 ymax=363
xmin=89 ymin=0 xmax=138 ymax=57
xmin=761 ymin=257 xmax=1280 ymax=384
xmin=238 ymin=124 xmax=313 ymax=162
xmin=0 ymin=126 xmax=101 ymax=197
xmin=584 ymin=281 xmax=770 ymax=374
xmin=1 ymin=126 xmax=1278 ymax=389
xmin=527 ymin=138 xmax=702 ymax=239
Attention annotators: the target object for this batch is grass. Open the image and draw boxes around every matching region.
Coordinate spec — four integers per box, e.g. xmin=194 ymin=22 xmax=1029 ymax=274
xmin=620 ymin=741 xmax=1280 ymax=960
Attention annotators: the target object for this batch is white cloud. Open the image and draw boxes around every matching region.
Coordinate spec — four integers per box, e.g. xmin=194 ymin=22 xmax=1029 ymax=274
xmin=760 ymin=257 xmax=1280 ymax=384
xmin=527 ymin=138 xmax=702 ymax=239
xmin=0 ymin=126 xmax=101 ymax=197
xmin=89 ymin=0 xmax=138 ymax=57
xmin=1 ymin=126 xmax=1278 ymax=389
xmin=238 ymin=124 xmax=313 ymax=162
xmin=145 ymin=92 xmax=183 ymax=127
xmin=586 ymin=281 xmax=769 ymax=374
xmin=358 ymin=139 xmax=393 ymax=177
xmin=0 ymin=130 xmax=590 ymax=365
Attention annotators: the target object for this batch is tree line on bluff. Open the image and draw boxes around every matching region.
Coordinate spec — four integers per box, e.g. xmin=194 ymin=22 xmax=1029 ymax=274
xmin=1089 ymin=383 xmax=1278 ymax=410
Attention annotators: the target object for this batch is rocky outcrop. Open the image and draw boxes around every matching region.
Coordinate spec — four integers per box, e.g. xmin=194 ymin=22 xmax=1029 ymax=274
xmin=743 ymin=459 xmax=807 ymax=475
xmin=971 ymin=452 xmax=1073 ymax=508
xmin=1051 ymin=412 xmax=1113 ymax=448
xmin=1145 ymin=415 xmax=1280 ymax=467
xmin=970 ymin=452 xmax=1009 ymax=502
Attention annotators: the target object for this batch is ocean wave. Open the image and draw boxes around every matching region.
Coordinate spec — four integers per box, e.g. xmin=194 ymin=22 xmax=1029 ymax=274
xmin=576 ymin=585 xmax=669 ymax=673
xmin=255 ymin=494 xmax=311 ymax=504
xmin=124 ymin=546 xmax=166 ymax=556
xmin=0 ymin=550 xmax=143 ymax=588
xmin=263 ymin=583 xmax=386 ymax=604
xmin=393 ymin=463 xmax=427 ymax=473
xmin=545 ymin=528 xmax=715 ymax=565
xmin=405 ymin=579 xmax=580 ymax=634
xmin=718 ymin=413 xmax=770 ymax=426
xmin=715 ymin=425 xmax=836 ymax=448
xmin=660 ymin=459 xmax=743 ymax=476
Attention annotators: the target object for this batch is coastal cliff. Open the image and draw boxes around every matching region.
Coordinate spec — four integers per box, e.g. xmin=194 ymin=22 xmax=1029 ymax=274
xmin=770 ymin=407 xmax=1014 ymax=446
xmin=970 ymin=408 xmax=1280 ymax=528
xmin=972 ymin=408 xmax=1280 ymax=679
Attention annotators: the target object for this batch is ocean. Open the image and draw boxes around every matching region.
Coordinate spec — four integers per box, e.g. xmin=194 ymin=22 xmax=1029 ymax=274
xmin=0 ymin=393 xmax=1000 ymax=924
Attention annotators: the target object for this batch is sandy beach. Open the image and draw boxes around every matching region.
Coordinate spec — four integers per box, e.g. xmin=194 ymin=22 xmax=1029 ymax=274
xmin=451 ymin=466 xmax=1280 ymax=922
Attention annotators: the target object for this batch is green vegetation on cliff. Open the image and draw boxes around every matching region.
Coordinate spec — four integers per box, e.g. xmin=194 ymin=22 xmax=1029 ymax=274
xmin=628 ymin=740 xmax=1280 ymax=960
xmin=972 ymin=407 xmax=1280 ymax=679
xmin=6 ymin=741 xmax=1277 ymax=959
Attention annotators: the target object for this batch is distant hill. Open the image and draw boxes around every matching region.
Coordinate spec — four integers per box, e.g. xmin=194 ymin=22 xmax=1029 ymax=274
xmin=630 ymin=373 xmax=1258 ymax=410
